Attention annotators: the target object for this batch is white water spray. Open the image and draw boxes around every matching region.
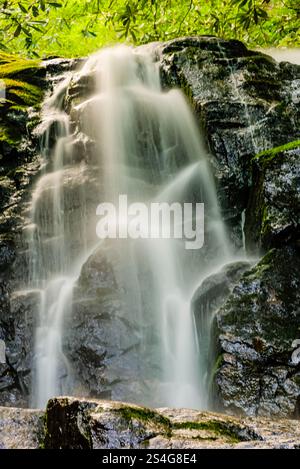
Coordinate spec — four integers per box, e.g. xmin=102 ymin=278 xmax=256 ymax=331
xmin=30 ymin=46 xmax=232 ymax=409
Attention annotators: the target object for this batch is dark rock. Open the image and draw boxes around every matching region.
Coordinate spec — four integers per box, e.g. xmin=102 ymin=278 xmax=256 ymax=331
xmin=0 ymin=177 xmax=16 ymax=208
xmin=0 ymin=236 xmax=16 ymax=271
xmin=245 ymin=140 xmax=300 ymax=253
xmin=192 ymin=261 xmax=252 ymax=328
xmin=0 ymin=290 xmax=40 ymax=407
xmin=1 ymin=36 xmax=300 ymax=413
xmin=158 ymin=37 xmax=300 ymax=244
xmin=214 ymin=246 xmax=300 ymax=417
xmin=64 ymin=243 xmax=145 ymax=404
xmin=191 ymin=261 xmax=253 ymax=405
xmin=43 ymin=396 xmax=300 ymax=449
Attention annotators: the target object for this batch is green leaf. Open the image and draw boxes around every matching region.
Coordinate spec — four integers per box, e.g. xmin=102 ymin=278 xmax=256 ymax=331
xmin=14 ymin=24 xmax=22 ymax=38
xmin=48 ymin=2 xmax=63 ymax=7
xmin=131 ymin=29 xmax=137 ymax=42
xmin=22 ymin=27 xmax=32 ymax=38
xmin=28 ymin=24 xmax=44 ymax=33
xmin=254 ymin=8 xmax=258 ymax=24
xmin=25 ymin=37 xmax=32 ymax=49
xmin=30 ymin=51 xmax=40 ymax=58
xmin=18 ymin=3 xmax=27 ymax=13
xmin=32 ymin=6 xmax=39 ymax=17
xmin=257 ymin=8 xmax=268 ymax=19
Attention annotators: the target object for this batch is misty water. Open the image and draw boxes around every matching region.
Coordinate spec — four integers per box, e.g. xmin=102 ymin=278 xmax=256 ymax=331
xmin=28 ymin=45 xmax=252 ymax=409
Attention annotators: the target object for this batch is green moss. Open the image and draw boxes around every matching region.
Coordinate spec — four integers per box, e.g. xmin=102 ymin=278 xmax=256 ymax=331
xmin=211 ymin=354 xmax=224 ymax=377
xmin=114 ymin=405 xmax=171 ymax=431
xmin=0 ymin=52 xmax=40 ymax=75
xmin=253 ymin=139 xmax=300 ymax=167
xmin=0 ymin=55 xmax=42 ymax=108
xmin=39 ymin=413 xmax=48 ymax=450
xmin=0 ymin=72 xmax=43 ymax=111
xmin=109 ymin=404 xmax=246 ymax=443
xmin=0 ymin=53 xmax=43 ymax=150
xmin=172 ymin=420 xmax=242 ymax=443
xmin=0 ymin=125 xmax=20 ymax=146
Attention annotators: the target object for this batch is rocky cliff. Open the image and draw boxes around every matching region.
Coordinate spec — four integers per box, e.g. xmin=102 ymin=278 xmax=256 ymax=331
xmin=0 ymin=37 xmax=299 ymax=419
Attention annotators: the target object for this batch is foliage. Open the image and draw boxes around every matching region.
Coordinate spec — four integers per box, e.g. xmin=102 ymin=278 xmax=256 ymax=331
xmin=0 ymin=51 xmax=42 ymax=144
xmin=0 ymin=1 xmax=299 ymax=58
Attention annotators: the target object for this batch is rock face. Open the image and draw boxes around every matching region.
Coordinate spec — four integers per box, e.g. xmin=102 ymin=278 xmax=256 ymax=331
xmin=157 ymin=37 xmax=300 ymax=417
xmin=159 ymin=37 xmax=300 ymax=243
xmin=64 ymin=243 xmax=160 ymax=406
xmin=0 ymin=406 xmax=44 ymax=449
xmin=64 ymin=244 xmax=142 ymax=402
xmin=192 ymin=261 xmax=253 ymax=333
xmin=43 ymin=397 xmax=300 ymax=449
xmin=0 ymin=37 xmax=300 ymax=417
xmin=0 ymin=58 xmax=77 ymax=406
xmin=191 ymin=261 xmax=252 ymax=406
xmin=245 ymin=140 xmax=300 ymax=252
xmin=213 ymin=138 xmax=300 ymax=417
xmin=215 ymin=246 xmax=300 ymax=417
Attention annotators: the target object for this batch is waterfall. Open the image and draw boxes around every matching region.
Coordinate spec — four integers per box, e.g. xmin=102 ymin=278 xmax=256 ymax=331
xmin=29 ymin=45 xmax=233 ymax=409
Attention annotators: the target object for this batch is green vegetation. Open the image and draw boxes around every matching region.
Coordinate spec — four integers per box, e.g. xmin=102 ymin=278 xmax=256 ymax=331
xmin=254 ymin=139 xmax=300 ymax=166
xmin=172 ymin=420 xmax=243 ymax=442
xmin=113 ymin=404 xmax=172 ymax=432
xmin=111 ymin=403 xmax=249 ymax=443
xmin=0 ymin=52 xmax=42 ymax=146
xmin=0 ymin=1 xmax=299 ymax=58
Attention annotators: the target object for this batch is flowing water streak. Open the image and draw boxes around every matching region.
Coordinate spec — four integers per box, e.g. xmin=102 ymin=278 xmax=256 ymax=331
xmin=31 ymin=45 xmax=232 ymax=409
xmin=30 ymin=77 xmax=81 ymax=408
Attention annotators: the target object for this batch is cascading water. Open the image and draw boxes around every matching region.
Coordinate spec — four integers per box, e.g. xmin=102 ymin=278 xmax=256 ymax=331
xmin=29 ymin=45 xmax=233 ymax=409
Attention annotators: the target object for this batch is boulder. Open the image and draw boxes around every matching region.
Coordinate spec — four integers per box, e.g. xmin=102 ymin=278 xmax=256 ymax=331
xmin=214 ymin=246 xmax=300 ymax=417
xmin=0 ymin=406 xmax=44 ymax=449
xmin=43 ymin=396 xmax=300 ymax=449
xmin=64 ymin=243 xmax=147 ymax=404
xmin=191 ymin=260 xmax=252 ymax=404
xmin=192 ymin=260 xmax=252 ymax=331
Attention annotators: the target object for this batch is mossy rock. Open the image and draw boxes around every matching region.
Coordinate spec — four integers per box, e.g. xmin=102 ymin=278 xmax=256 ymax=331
xmin=245 ymin=140 xmax=300 ymax=252
xmin=254 ymin=139 xmax=300 ymax=167
xmin=0 ymin=52 xmax=44 ymax=152
xmin=215 ymin=245 xmax=300 ymax=417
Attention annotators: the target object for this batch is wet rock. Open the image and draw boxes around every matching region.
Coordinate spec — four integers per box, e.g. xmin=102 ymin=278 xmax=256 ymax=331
xmin=214 ymin=246 xmax=300 ymax=417
xmin=0 ymin=340 xmax=5 ymax=364
xmin=245 ymin=140 xmax=300 ymax=253
xmin=192 ymin=260 xmax=252 ymax=329
xmin=0 ymin=176 xmax=16 ymax=208
xmin=0 ymin=57 xmax=77 ymax=404
xmin=0 ymin=406 xmax=44 ymax=449
xmin=1 ymin=36 xmax=300 ymax=412
xmin=43 ymin=396 xmax=300 ymax=449
xmin=0 ymin=236 xmax=16 ymax=272
xmin=64 ymin=243 xmax=146 ymax=404
xmin=1 ymin=396 xmax=300 ymax=449
xmin=30 ymin=164 xmax=102 ymax=277
xmin=191 ymin=260 xmax=252 ymax=405
xmin=0 ymin=290 xmax=40 ymax=407
xmin=158 ymin=37 xmax=300 ymax=242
